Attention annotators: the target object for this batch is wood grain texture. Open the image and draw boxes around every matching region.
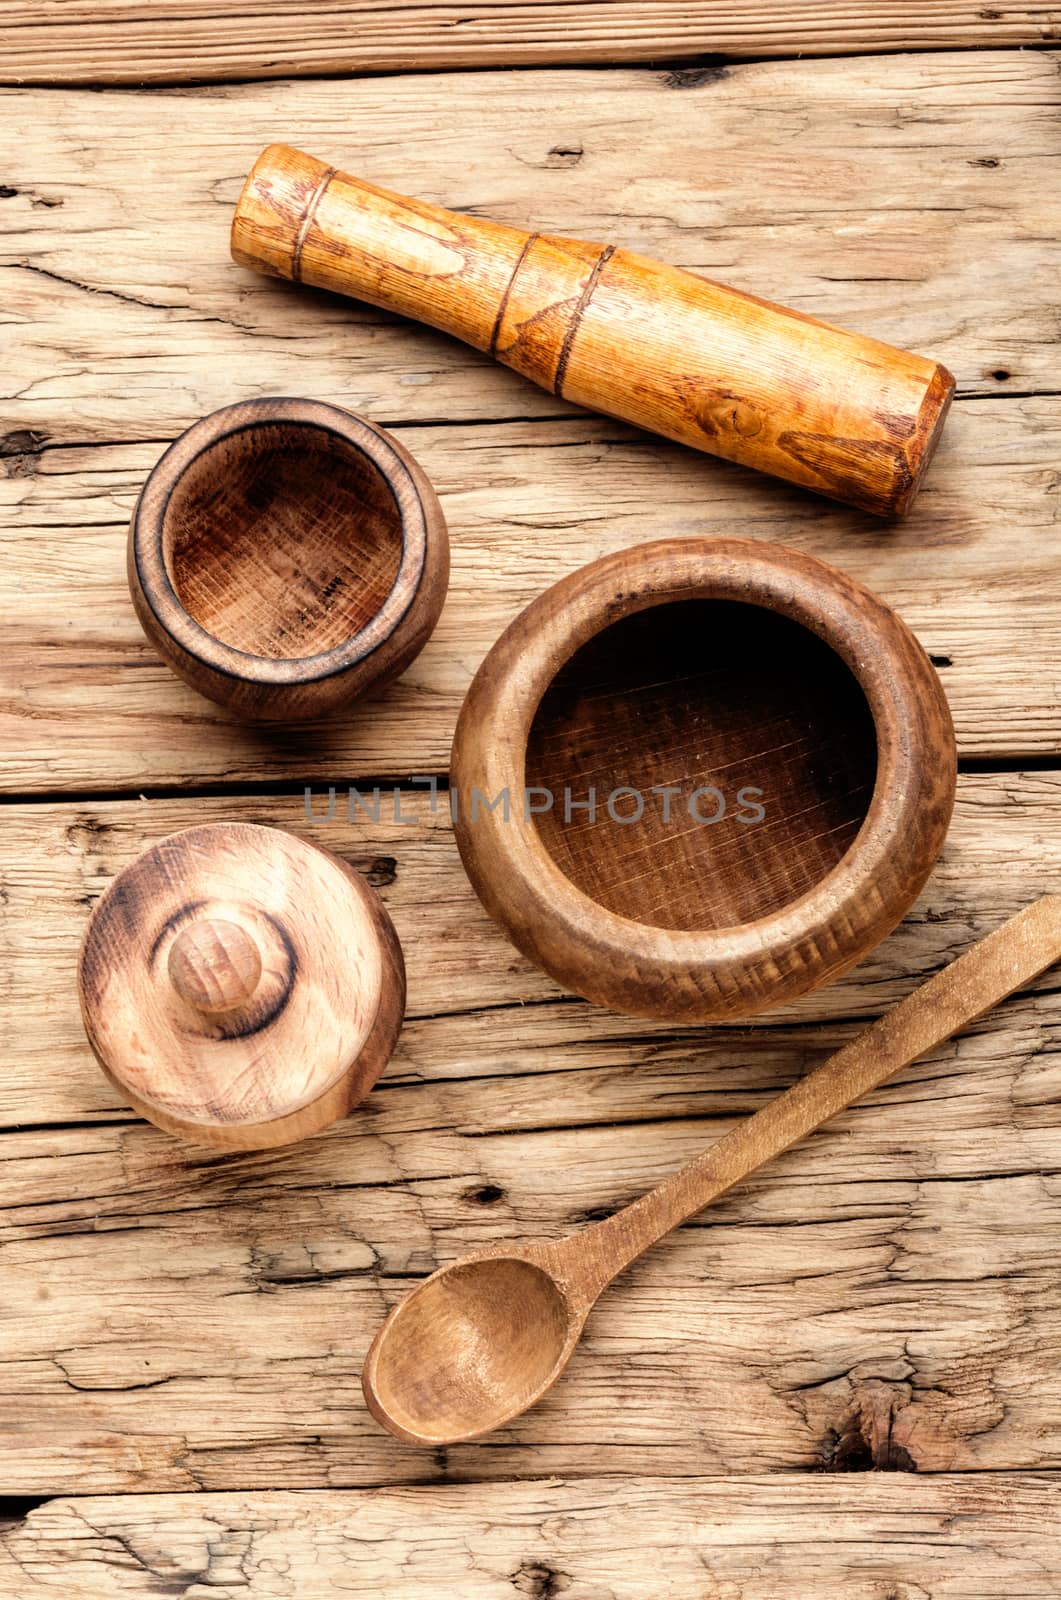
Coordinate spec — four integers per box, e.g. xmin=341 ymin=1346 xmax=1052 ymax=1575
xmin=2 ymin=1 xmax=1059 ymax=85
xmin=78 ymin=823 xmax=407 ymax=1148
xmin=129 ymin=399 xmax=449 ymax=722
xmin=1 ymin=27 xmax=1058 ymax=1594
xmin=4 ymin=400 xmax=1061 ymax=787
xmin=362 ymin=896 xmax=1061 ymax=1446
xmin=2 ymin=55 xmax=1059 ymax=786
xmin=6 ymin=775 xmax=1061 ymax=1128
xmin=5 ymin=58 xmax=1057 ymax=428
xmin=452 ymin=536 xmax=955 ymax=1022
xmin=233 ymin=144 xmax=955 ymax=516
xmin=2 ymin=776 xmax=1061 ymax=1489
xmin=3 ymin=1476 xmax=1060 ymax=1597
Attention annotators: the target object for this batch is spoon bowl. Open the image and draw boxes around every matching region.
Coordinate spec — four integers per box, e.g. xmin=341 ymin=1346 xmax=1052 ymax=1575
xmin=363 ymin=1253 xmax=578 ymax=1444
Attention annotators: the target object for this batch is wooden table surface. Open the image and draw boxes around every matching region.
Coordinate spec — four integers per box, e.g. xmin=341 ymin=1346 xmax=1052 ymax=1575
xmin=2 ymin=6 xmax=1061 ymax=1595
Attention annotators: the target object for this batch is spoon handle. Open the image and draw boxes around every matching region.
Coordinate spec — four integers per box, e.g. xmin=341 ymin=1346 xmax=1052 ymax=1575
xmin=567 ymin=895 xmax=1061 ymax=1301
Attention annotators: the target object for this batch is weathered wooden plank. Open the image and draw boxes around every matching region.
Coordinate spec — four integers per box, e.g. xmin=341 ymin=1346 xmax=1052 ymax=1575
xmin=2 ymin=398 xmax=1061 ymax=789
xmin=2 ymin=1 xmax=1059 ymax=85
xmin=1 ymin=778 xmax=1060 ymax=1491
xmin=5 ymin=774 xmax=1061 ymax=1125
xmin=2 ymin=59 xmax=1056 ymax=433
xmin=1 ymin=1118 xmax=1059 ymax=1490
xmin=3 ymin=1476 xmax=1060 ymax=1597
xmin=2 ymin=55 xmax=1058 ymax=788
xmin=8 ymin=1120 xmax=1061 ymax=1491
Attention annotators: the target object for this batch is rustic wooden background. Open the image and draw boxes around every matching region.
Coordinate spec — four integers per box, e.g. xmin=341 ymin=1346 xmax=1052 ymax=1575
xmin=2 ymin=4 xmax=1061 ymax=1594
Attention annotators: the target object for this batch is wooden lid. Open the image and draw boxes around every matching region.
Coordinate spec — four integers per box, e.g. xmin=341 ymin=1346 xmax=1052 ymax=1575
xmin=78 ymin=823 xmax=405 ymax=1148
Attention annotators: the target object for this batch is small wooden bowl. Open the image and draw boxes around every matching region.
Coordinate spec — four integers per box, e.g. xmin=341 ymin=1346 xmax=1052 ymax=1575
xmin=452 ymin=537 xmax=956 ymax=1023
xmin=129 ymin=398 xmax=449 ymax=721
xmin=78 ymin=823 xmax=405 ymax=1148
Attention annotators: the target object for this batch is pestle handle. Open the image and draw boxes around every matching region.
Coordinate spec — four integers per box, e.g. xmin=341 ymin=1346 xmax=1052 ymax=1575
xmin=565 ymin=897 xmax=1061 ymax=1300
xmin=232 ymin=144 xmax=954 ymax=517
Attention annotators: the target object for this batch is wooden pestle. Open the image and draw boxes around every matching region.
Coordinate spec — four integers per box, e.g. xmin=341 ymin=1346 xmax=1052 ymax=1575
xmin=232 ymin=144 xmax=955 ymax=517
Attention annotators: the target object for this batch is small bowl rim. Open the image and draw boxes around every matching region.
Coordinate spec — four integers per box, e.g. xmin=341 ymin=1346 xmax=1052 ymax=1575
xmin=130 ymin=397 xmax=429 ymax=686
xmin=452 ymin=536 xmax=956 ymax=1019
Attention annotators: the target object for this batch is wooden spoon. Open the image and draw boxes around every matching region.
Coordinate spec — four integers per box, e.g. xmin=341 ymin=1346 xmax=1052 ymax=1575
xmin=363 ymin=896 xmax=1061 ymax=1445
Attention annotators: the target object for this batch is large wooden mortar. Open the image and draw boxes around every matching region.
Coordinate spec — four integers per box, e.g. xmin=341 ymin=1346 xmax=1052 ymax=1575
xmin=451 ymin=538 xmax=956 ymax=1022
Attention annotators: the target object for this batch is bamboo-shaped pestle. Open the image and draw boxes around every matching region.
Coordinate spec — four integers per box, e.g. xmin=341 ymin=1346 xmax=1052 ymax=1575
xmin=232 ymin=145 xmax=955 ymax=517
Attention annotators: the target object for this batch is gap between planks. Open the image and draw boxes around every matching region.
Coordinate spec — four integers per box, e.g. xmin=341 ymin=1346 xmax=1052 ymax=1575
xmin=5 ymin=749 xmax=1061 ymax=810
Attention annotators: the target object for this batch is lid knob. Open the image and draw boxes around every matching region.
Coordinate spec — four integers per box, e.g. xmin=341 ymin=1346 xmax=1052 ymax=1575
xmin=167 ymin=917 xmax=263 ymax=1014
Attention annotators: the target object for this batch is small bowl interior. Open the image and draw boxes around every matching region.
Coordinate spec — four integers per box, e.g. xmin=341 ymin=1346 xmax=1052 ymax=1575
xmin=161 ymin=420 xmax=404 ymax=659
xmin=525 ymin=598 xmax=879 ymax=932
